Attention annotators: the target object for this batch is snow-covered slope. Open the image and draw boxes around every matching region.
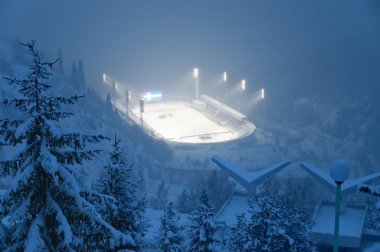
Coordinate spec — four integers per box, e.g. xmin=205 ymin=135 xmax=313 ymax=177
xmin=0 ymin=38 xmax=173 ymax=189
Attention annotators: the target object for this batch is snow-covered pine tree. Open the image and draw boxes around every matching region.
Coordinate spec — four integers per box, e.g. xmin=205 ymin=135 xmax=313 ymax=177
xmin=188 ymin=189 xmax=219 ymax=252
xmin=151 ymin=181 xmax=169 ymax=209
xmin=248 ymin=196 xmax=316 ymax=252
xmin=0 ymin=41 xmax=133 ymax=251
xmin=96 ymin=136 xmax=146 ymax=251
xmin=176 ymin=189 xmax=192 ymax=214
xmin=70 ymin=62 xmax=78 ymax=86
xmin=206 ymin=170 xmax=235 ymax=210
xmin=57 ymin=49 xmax=64 ymax=76
xmin=224 ymin=214 xmax=252 ymax=252
xmin=157 ymin=202 xmax=183 ymax=252
xmin=77 ymin=60 xmax=85 ymax=87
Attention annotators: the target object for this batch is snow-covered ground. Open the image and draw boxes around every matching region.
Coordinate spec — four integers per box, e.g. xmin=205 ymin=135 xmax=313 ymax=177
xmin=214 ymin=192 xmax=250 ymax=226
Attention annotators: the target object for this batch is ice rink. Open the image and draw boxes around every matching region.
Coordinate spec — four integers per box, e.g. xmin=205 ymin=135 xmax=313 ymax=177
xmin=129 ymin=101 xmax=250 ymax=144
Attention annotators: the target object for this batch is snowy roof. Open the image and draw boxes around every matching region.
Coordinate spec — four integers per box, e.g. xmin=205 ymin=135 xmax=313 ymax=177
xmin=311 ymin=201 xmax=367 ymax=248
xmin=211 ymin=155 xmax=291 ymax=191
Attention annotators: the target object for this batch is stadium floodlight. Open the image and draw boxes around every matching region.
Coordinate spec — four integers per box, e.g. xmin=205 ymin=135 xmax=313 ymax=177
xmin=193 ymin=68 xmax=199 ymax=78
xmin=261 ymin=88 xmax=265 ymax=99
xmin=241 ymin=80 xmax=246 ymax=91
xmin=194 ymin=68 xmax=199 ymax=100
xmin=223 ymin=72 xmax=227 ymax=82
xmin=102 ymin=73 xmax=106 ymax=83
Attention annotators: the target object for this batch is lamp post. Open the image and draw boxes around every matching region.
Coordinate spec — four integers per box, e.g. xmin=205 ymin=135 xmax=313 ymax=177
xmin=330 ymin=160 xmax=349 ymax=252
xmin=193 ymin=68 xmax=199 ymax=100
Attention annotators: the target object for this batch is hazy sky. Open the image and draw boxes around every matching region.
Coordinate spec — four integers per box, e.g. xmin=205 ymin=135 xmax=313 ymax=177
xmin=1 ymin=0 xmax=379 ymax=100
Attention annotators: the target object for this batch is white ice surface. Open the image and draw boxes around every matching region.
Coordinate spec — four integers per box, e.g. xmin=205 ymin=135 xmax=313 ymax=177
xmin=131 ymin=101 xmax=242 ymax=143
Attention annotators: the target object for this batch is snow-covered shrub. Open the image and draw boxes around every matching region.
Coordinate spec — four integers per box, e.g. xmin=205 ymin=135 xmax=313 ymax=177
xmin=224 ymin=213 xmax=252 ymax=252
xmin=359 ymin=184 xmax=380 ymax=230
xmin=246 ymin=196 xmax=317 ymax=252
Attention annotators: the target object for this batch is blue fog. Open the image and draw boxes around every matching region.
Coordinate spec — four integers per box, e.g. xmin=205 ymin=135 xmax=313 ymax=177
xmin=1 ymin=0 xmax=379 ymax=100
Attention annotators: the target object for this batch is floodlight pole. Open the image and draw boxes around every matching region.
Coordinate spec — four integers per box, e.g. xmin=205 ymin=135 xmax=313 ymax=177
xmin=196 ymin=77 xmax=199 ymax=100
xmin=223 ymin=71 xmax=228 ymax=94
xmin=112 ymin=81 xmax=116 ymax=109
xmin=261 ymin=88 xmax=266 ymax=129
xmin=333 ymin=181 xmax=342 ymax=252
xmin=139 ymin=97 xmax=144 ymax=127
xmin=194 ymin=68 xmax=199 ymax=100
xmin=126 ymin=89 xmax=130 ymax=114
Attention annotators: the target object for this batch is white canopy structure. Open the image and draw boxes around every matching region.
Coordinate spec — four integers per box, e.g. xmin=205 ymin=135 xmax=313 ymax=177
xmin=211 ymin=155 xmax=291 ymax=195
xmin=300 ymin=162 xmax=380 ymax=197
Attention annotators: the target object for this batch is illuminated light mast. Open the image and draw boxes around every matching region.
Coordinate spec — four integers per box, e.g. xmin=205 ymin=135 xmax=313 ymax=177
xmin=241 ymin=80 xmax=246 ymax=91
xmin=194 ymin=68 xmax=199 ymax=100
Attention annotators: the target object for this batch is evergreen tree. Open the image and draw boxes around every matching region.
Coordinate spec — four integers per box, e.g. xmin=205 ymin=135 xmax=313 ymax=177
xmin=0 ymin=41 xmax=131 ymax=251
xmin=151 ymin=181 xmax=169 ymax=209
xmin=206 ymin=170 xmax=235 ymax=210
xmin=176 ymin=189 xmax=193 ymax=214
xmin=96 ymin=136 xmax=146 ymax=251
xmin=247 ymin=196 xmax=316 ymax=252
xmin=157 ymin=202 xmax=183 ymax=252
xmin=188 ymin=190 xmax=219 ymax=252
xmin=0 ymin=223 xmax=6 ymax=250
xmin=224 ymin=214 xmax=252 ymax=252
xmin=77 ymin=60 xmax=85 ymax=87
xmin=70 ymin=62 xmax=78 ymax=86
xmin=57 ymin=49 xmax=64 ymax=76
xmin=106 ymin=92 xmax=112 ymax=107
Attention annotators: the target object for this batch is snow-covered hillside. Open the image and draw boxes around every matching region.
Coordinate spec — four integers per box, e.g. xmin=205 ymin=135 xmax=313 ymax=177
xmin=1 ymin=38 xmax=380 ymax=251
xmin=0 ymin=38 xmax=173 ymax=190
